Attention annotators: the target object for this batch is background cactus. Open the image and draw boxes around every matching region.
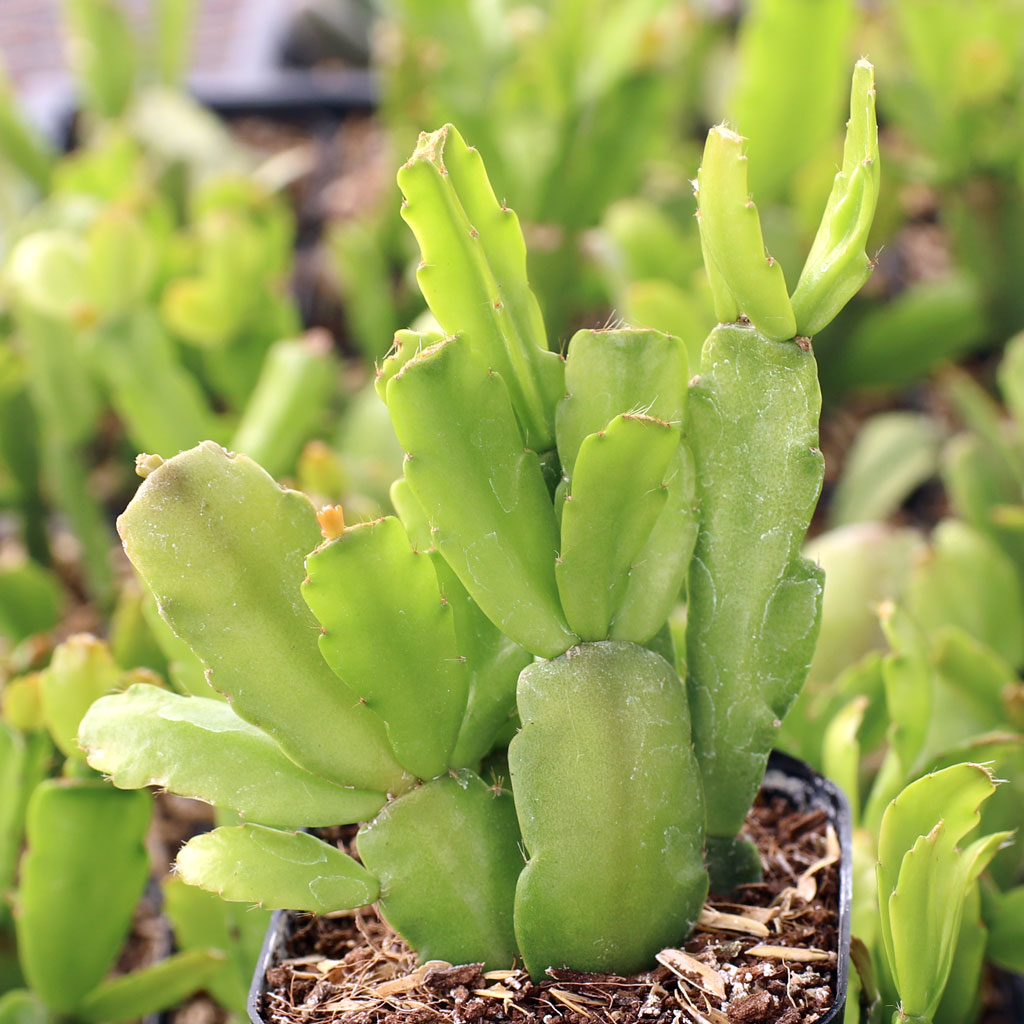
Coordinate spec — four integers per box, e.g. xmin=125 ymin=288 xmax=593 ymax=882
xmin=0 ymin=633 xmax=249 ymax=1023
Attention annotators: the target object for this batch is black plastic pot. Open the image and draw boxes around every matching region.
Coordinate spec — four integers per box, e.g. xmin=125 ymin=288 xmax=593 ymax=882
xmin=247 ymin=750 xmax=854 ymax=1024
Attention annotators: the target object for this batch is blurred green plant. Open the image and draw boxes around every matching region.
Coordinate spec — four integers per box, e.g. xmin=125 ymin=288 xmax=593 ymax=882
xmin=328 ymin=0 xmax=718 ymax=359
xmin=0 ymin=3 xmax=347 ymax=608
xmin=0 ymin=633 xmax=258 ymax=1019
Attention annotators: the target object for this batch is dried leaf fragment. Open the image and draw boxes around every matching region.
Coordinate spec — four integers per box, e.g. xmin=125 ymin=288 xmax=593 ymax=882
xmin=745 ymin=944 xmax=834 ymax=963
xmin=698 ymin=907 xmax=770 ymax=937
xmin=656 ymin=949 xmax=726 ymax=1000
xmin=371 ymin=959 xmax=453 ymax=995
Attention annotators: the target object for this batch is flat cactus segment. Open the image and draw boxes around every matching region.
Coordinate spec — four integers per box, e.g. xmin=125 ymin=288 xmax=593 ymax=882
xmin=117 ymin=442 xmax=408 ymax=793
xmin=556 ymin=414 xmax=680 ymax=640
xmin=176 ymin=825 xmax=379 ymax=914
xmin=230 ymin=333 xmax=337 ymax=479
xmin=357 ymin=771 xmax=523 ymax=970
xmin=610 ymin=445 xmax=698 ymax=643
xmin=791 ymin=60 xmax=879 ymax=337
xmin=510 ymin=641 xmax=707 ymax=977
xmin=17 ymin=781 xmax=151 ymax=1013
xmin=40 ymin=634 xmax=121 ymax=759
xmin=386 ymin=337 xmax=576 ymax=658
xmin=375 ymin=330 xmax=443 ymax=403
xmin=391 ymin=478 xmax=532 ymax=768
xmin=556 ymin=328 xmax=688 ymax=478
xmin=303 ymin=516 xmax=469 ymax=780
xmin=686 ymin=324 xmax=823 ymax=839
xmin=695 ymin=128 xmax=796 ymax=341
xmin=79 ymin=685 xmax=386 ymax=827
xmin=877 ymin=765 xmax=1008 ymax=1020
xmin=398 ymin=124 xmax=564 ymax=450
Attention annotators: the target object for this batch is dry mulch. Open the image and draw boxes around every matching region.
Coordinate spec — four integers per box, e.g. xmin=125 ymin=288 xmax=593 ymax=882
xmin=260 ymin=796 xmax=842 ymax=1024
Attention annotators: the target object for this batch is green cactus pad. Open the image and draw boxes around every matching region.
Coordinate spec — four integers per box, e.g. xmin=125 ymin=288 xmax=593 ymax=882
xmin=40 ymin=634 xmax=121 ymax=759
xmin=791 ymin=60 xmax=879 ymax=338
xmin=176 ymin=825 xmax=379 ymax=914
xmin=398 ymin=124 xmax=564 ymax=450
xmin=686 ymin=324 xmax=823 ymax=839
xmin=375 ymin=330 xmax=443 ymax=404
xmin=117 ymin=442 xmax=408 ymax=793
xmin=878 ymin=765 xmax=1009 ymax=1020
xmin=556 ymin=413 xmax=680 ymax=640
xmin=695 ymin=128 xmax=796 ymax=342
xmin=303 ymin=516 xmax=469 ymax=780
xmin=80 ymin=685 xmax=386 ymax=827
xmin=555 ymin=327 xmax=688 ymax=478
xmin=610 ymin=446 xmax=698 ymax=643
xmin=358 ymin=771 xmax=523 ymax=969
xmin=16 ymin=781 xmax=151 ymax=1013
xmin=391 ymin=478 xmax=532 ymax=767
xmin=386 ymin=337 xmax=576 ymax=658
xmin=510 ymin=641 xmax=707 ymax=977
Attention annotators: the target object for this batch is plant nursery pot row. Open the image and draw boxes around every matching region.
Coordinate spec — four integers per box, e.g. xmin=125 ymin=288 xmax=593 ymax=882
xmin=246 ymin=751 xmax=854 ymax=1024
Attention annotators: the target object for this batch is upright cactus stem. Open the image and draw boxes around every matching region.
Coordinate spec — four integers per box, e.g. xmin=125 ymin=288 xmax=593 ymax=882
xmin=687 ymin=60 xmax=879 ymax=889
xmin=696 ymin=59 xmax=878 ymax=342
xmin=397 ymin=124 xmax=564 ymax=452
xmin=694 ymin=126 xmax=796 ymax=341
xmin=791 ymin=58 xmax=880 ymax=337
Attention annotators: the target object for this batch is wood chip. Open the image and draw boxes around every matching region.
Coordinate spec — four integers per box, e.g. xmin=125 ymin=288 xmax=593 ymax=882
xmin=483 ymin=969 xmax=519 ymax=981
xmin=314 ymin=958 xmax=346 ymax=975
xmin=549 ymin=988 xmax=604 ymax=1007
xmin=475 ymin=985 xmax=513 ymax=999
xmin=552 ymin=983 xmax=598 ymax=1015
xmin=655 ymin=949 xmax=726 ymax=1000
xmin=697 ymin=907 xmax=770 ymax=937
xmin=712 ymin=903 xmax=778 ymax=925
xmin=321 ymin=998 xmax=375 ymax=1012
xmin=745 ymin=944 xmax=834 ymax=963
xmin=793 ymin=825 xmax=841 ymax=903
xmin=371 ymin=959 xmax=452 ymax=995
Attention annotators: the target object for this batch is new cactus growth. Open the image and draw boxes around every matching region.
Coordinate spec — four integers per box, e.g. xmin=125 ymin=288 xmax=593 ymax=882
xmin=81 ymin=61 xmax=878 ymax=982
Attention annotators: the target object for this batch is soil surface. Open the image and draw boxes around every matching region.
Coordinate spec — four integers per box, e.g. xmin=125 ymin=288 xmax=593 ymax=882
xmin=260 ymin=795 xmax=842 ymax=1024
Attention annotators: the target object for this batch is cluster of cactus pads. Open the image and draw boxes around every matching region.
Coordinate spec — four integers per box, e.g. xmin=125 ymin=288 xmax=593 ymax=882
xmin=80 ymin=62 xmax=878 ymax=979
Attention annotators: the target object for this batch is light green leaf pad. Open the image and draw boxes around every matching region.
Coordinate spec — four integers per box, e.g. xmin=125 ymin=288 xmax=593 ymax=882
xmin=877 ymin=764 xmax=1008 ymax=1020
xmin=304 ymin=516 xmax=468 ymax=780
xmin=390 ymin=478 xmax=532 ymax=767
xmin=694 ymin=129 xmax=795 ymax=342
xmin=176 ymin=825 xmax=379 ymax=914
xmin=610 ymin=445 xmax=698 ymax=644
xmin=791 ymin=60 xmax=879 ymax=338
xmin=555 ymin=328 xmax=688 ymax=478
xmin=117 ymin=442 xmax=407 ymax=793
xmin=40 ymin=634 xmax=120 ymax=759
xmin=554 ymin=328 xmax=696 ymax=642
xmin=398 ymin=124 xmax=564 ymax=451
xmin=386 ymin=337 xmax=576 ymax=658
xmin=358 ymin=771 xmax=523 ymax=970
xmin=80 ymin=685 xmax=385 ymax=827
xmin=16 ymin=781 xmax=151 ymax=1014
xmin=510 ymin=641 xmax=707 ymax=977
xmin=556 ymin=413 xmax=680 ymax=640
xmin=686 ymin=324 xmax=824 ymax=839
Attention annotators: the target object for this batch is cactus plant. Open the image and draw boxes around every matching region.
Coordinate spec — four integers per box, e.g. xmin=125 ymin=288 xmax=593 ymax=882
xmin=0 ymin=634 xmax=237 ymax=1023
xmin=80 ymin=61 xmax=877 ymax=982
